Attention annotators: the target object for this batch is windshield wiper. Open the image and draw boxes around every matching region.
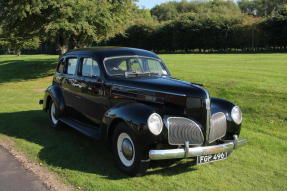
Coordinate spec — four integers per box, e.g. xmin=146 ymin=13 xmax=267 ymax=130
xmin=125 ymin=72 xmax=144 ymax=77
xmin=124 ymin=72 xmax=160 ymax=77
xmin=143 ymin=72 xmax=159 ymax=76
xmin=112 ymin=73 xmax=125 ymax=76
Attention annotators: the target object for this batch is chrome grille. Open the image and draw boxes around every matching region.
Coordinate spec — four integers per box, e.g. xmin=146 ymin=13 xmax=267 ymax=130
xmin=209 ymin=112 xmax=227 ymax=143
xmin=167 ymin=117 xmax=204 ymax=145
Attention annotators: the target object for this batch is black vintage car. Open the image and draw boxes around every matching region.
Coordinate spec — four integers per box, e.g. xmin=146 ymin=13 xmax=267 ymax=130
xmin=41 ymin=47 xmax=247 ymax=176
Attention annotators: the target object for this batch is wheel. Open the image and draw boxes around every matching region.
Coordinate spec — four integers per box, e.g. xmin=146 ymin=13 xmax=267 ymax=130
xmin=48 ymin=101 xmax=61 ymax=129
xmin=112 ymin=122 xmax=149 ymax=176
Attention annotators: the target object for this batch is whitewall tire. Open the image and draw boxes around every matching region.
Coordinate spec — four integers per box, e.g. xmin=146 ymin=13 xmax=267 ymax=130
xmin=112 ymin=122 xmax=149 ymax=176
xmin=48 ymin=101 xmax=61 ymax=129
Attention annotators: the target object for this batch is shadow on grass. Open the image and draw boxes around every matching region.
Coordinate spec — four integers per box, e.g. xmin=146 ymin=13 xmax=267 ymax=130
xmin=0 ymin=58 xmax=57 ymax=83
xmin=0 ymin=110 xmax=197 ymax=179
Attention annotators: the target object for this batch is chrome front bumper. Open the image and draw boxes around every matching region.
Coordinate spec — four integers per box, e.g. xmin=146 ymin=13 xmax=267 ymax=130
xmin=149 ymin=135 xmax=248 ymax=160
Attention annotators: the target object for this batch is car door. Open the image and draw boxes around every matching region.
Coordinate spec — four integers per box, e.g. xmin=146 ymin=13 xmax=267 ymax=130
xmin=76 ymin=57 xmax=108 ymax=125
xmin=61 ymin=56 xmax=82 ymax=112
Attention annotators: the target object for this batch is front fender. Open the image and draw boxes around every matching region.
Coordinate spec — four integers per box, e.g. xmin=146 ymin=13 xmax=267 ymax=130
xmin=43 ymin=85 xmax=65 ymax=116
xmin=103 ymin=102 xmax=158 ymax=145
xmin=211 ymin=97 xmax=242 ymax=138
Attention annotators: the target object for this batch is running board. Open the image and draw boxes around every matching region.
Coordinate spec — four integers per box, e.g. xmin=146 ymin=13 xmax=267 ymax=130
xmin=60 ymin=117 xmax=103 ymax=140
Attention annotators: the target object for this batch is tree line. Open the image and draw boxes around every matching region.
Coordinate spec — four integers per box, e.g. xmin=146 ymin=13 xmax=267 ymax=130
xmin=107 ymin=0 xmax=287 ymax=52
xmin=0 ymin=0 xmax=286 ymax=55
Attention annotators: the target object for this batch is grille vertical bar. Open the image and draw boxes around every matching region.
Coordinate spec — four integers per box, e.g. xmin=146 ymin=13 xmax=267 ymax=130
xmin=205 ymin=98 xmax=211 ymax=144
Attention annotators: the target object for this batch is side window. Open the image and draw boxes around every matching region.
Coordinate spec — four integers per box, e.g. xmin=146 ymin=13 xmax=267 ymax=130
xmin=81 ymin=58 xmax=100 ymax=77
xmin=56 ymin=59 xmax=64 ymax=73
xmin=66 ymin=58 xmax=77 ymax=75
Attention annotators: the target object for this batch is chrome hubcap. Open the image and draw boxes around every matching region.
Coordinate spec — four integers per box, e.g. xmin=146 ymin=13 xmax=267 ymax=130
xmin=121 ymin=138 xmax=134 ymax=160
xmin=117 ymin=132 xmax=135 ymax=167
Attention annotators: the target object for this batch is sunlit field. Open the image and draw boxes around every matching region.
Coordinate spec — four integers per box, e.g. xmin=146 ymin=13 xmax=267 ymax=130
xmin=0 ymin=54 xmax=286 ymax=191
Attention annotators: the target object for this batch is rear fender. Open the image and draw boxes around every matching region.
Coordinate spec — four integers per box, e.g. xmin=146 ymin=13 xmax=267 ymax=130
xmin=43 ymin=85 xmax=65 ymax=117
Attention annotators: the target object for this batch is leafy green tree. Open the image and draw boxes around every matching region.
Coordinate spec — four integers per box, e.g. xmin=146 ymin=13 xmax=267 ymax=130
xmin=0 ymin=0 xmax=134 ymax=55
xmin=130 ymin=6 xmax=158 ymax=25
xmin=151 ymin=2 xmax=179 ymax=22
xmin=260 ymin=4 xmax=287 ymax=48
xmin=151 ymin=0 xmax=242 ymax=22
xmin=238 ymin=0 xmax=286 ymax=16
xmin=0 ymin=27 xmax=40 ymax=55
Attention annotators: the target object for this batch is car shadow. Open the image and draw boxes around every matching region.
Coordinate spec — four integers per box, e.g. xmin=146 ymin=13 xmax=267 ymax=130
xmin=0 ymin=110 xmax=197 ymax=179
xmin=0 ymin=58 xmax=57 ymax=84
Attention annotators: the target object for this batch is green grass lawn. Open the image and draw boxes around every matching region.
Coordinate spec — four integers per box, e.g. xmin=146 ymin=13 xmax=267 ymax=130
xmin=0 ymin=54 xmax=286 ymax=191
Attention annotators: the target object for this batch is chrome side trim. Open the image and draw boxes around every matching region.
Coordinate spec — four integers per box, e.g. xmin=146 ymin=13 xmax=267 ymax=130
xmin=112 ymin=84 xmax=187 ymax=97
xmin=149 ymin=136 xmax=248 ymax=160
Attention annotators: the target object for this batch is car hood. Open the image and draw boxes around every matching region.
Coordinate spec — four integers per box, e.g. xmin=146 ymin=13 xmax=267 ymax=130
xmin=109 ymin=76 xmax=209 ymax=101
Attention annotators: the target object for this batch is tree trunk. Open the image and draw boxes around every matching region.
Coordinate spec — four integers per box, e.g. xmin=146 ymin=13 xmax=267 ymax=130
xmin=57 ymin=43 xmax=68 ymax=56
xmin=16 ymin=49 xmax=21 ymax=56
xmin=57 ymin=34 xmax=69 ymax=56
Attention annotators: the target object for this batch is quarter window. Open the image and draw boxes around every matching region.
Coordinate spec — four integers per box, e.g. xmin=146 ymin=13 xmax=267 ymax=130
xmin=57 ymin=59 xmax=65 ymax=73
xmin=81 ymin=58 xmax=100 ymax=77
xmin=66 ymin=58 xmax=78 ymax=75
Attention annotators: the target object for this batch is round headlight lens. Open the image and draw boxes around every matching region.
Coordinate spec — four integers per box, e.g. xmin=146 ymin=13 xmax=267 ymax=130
xmin=231 ymin=106 xmax=242 ymax=125
xmin=147 ymin=113 xmax=163 ymax=135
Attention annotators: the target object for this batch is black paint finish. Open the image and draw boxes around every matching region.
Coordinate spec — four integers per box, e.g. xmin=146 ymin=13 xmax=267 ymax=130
xmin=43 ymin=47 xmax=242 ymax=148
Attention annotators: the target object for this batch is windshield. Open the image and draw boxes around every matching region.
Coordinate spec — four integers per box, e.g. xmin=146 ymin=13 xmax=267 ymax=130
xmin=104 ymin=56 xmax=169 ymax=77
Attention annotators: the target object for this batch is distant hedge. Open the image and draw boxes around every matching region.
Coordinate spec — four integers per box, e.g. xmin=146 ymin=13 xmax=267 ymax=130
xmin=107 ymin=12 xmax=287 ymax=53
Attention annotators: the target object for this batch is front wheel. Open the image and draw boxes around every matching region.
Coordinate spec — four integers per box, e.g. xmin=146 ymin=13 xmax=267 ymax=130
xmin=112 ymin=122 xmax=149 ymax=176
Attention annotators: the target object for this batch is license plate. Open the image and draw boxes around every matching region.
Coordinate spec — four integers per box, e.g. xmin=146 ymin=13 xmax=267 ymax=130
xmin=197 ymin=152 xmax=230 ymax=165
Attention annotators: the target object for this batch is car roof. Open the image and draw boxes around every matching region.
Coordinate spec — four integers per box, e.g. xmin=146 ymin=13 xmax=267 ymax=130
xmin=64 ymin=46 xmax=160 ymax=60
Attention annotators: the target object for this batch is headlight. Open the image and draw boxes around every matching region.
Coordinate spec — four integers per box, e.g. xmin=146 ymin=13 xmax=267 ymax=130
xmin=147 ymin=113 xmax=163 ymax=135
xmin=231 ymin=106 xmax=242 ymax=125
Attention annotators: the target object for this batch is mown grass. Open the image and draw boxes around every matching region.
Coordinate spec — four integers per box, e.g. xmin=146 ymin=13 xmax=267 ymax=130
xmin=0 ymin=54 xmax=286 ymax=191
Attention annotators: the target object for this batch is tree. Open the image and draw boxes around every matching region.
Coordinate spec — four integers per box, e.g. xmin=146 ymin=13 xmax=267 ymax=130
xmin=130 ymin=6 xmax=158 ymax=25
xmin=260 ymin=4 xmax=287 ymax=48
xmin=0 ymin=0 xmax=134 ymax=55
xmin=238 ymin=0 xmax=286 ymax=16
xmin=0 ymin=26 xmax=40 ymax=55
xmin=151 ymin=2 xmax=179 ymax=22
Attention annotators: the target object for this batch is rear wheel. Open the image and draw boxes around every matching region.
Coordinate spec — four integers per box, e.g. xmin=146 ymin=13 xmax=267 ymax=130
xmin=48 ymin=101 xmax=61 ymax=129
xmin=112 ymin=122 xmax=149 ymax=176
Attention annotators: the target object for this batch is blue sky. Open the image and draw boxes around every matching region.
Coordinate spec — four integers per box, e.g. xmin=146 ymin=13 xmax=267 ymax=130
xmin=136 ymin=0 xmax=180 ymax=9
xmin=136 ymin=0 xmax=238 ymax=9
